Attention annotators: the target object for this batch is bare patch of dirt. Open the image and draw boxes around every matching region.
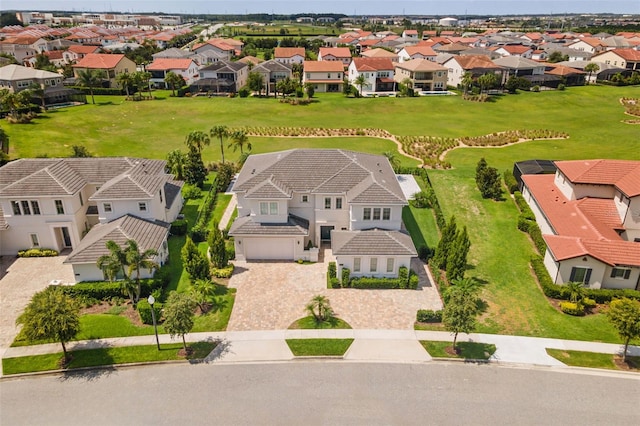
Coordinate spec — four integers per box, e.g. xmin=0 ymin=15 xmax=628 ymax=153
xmin=80 ymin=302 xmax=114 ymax=315
xmin=613 ymin=356 xmax=640 ymax=372
xmin=444 ymin=345 xmax=459 ymax=356
xmin=178 ymin=347 xmax=193 ymax=357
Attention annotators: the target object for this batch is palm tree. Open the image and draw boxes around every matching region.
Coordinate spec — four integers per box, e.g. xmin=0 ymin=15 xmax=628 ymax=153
xmin=567 ymin=281 xmax=585 ymax=305
xmin=229 ymin=130 xmax=251 ymax=155
xmin=190 ymin=279 xmax=217 ymax=313
xmin=166 ymin=149 xmax=187 ymax=180
xmin=210 ymin=125 xmax=229 ymax=163
xmin=96 ymin=240 xmax=128 ymax=282
xmin=354 ymin=74 xmax=367 ymax=96
xmin=383 ymin=151 xmax=401 ymax=172
xmin=76 ymin=69 xmax=102 ymax=104
xmin=184 ymin=130 xmax=210 ymax=154
xmin=443 ymin=277 xmax=481 ymax=350
xmin=164 ymin=71 xmax=185 ymax=96
xmin=461 ymin=72 xmax=473 ymax=95
xmin=28 ymin=83 xmax=45 ymax=109
xmin=305 ymin=295 xmax=334 ymax=323
xmin=584 ymin=63 xmax=600 ymax=85
xmin=125 ymin=239 xmax=159 ymax=304
xmin=116 ymin=72 xmax=133 ymax=99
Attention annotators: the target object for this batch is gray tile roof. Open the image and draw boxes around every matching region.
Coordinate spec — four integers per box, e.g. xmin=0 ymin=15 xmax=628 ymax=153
xmin=331 ymin=229 xmax=417 ymax=256
xmin=164 ymin=180 xmax=183 ymax=210
xmin=234 ymin=149 xmax=406 ymax=205
xmin=64 ymin=214 xmax=169 ymax=264
xmin=201 ymin=60 xmax=247 ymax=73
xmin=91 ymin=174 xmax=166 ymax=200
xmin=229 ymin=214 xmax=309 ymax=236
xmin=252 ymin=59 xmax=293 ymax=73
xmin=245 ymin=178 xmax=292 ymax=199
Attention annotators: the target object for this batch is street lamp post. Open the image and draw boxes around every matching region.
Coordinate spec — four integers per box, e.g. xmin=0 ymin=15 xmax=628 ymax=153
xmin=148 ymin=295 xmax=160 ymax=350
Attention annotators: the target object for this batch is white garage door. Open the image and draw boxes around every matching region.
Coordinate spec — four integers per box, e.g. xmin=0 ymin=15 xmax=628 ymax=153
xmin=244 ymin=238 xmax=295 ymax=260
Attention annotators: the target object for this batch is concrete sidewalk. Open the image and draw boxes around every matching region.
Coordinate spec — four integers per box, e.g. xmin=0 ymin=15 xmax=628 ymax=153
xmin=3 ymin=329 xmax=640 ymax=377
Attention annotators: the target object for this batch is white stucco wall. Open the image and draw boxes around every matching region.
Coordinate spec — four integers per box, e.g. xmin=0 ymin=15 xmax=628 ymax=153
xmin=556 ymin=255 xmax=607 ymax=289
xmin=349 ymin=205 xmax=403 ymax=231
xmin=336 ymin=254 xmax=412 ymax=279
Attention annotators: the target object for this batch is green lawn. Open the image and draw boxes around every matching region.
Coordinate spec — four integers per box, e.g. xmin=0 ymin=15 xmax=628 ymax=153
xmin=402 ymin=205 xmax=439 ymax=251
xmin=2 ymin=342 xmax=215 ymax=375
xmin=546 ymin=349 xmax=640 ymax=371
xmin=286 ymin=339 xmax=354 ymax=356
xmin=212 ymin=193 xmax=232 ymax=226
xmin=288 ymin=316 xmax=352 ymax=329
xmin=420 ymin=340 xmax=496 ymax=360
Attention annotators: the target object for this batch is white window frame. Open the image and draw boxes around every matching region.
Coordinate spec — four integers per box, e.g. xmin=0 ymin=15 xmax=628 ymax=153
xmin=260 ymin=202 xmax=269 ymax=215
xmin=138 ymin=202 xmax=147 ymax=212
xmin=30 ymin=233 xmax=40 ymax=248
xmin=269 ymin=202 xmax=278 ymax=215
xmin=386 ymin=258 xmax=394 ymax=273
xmin=335 ymin=198 xmax=342 ymax=209
xmin=31 ymin=200 xmax=41 ymax=215
xmin=382 ymin=208 xmax=391 ymax=220
xmin=363 ymin=207 xmax=371 ymax=220
xmin=11 ymin=201 xmax=21 ymax=215
xmin=353 ymin=258 xmax=361 ymax=272
xmin=55 ymin=199 xmax=65 ymax=215
xmin=103 ymin=203 xmax=112 ymax=213
xmin=373 ymin=208 xmax=381 ymax=221
xmin=21 ymin=200 xmax=31 ymax=215
xmin=370 ymin=258 xmax=378 ymax=273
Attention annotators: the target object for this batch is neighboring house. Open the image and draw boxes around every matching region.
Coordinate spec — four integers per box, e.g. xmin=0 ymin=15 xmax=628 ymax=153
xmin=360 ymin=48 xmax=399 ymax=62
xmin=229 ymin=149 xmax=415 ymax=279
xmin=318 ymin=47 xmax=352 ymax=68
xmin=442 ymin=54 xmax=505 ymax=87
xmin=0 ymin=157 xmax=183 ymax=282
xmin=250 ymin=60 xmax=293 ymax=96
xmin=348 ymin=57 xmax=396 ymax=94
xmin=0 ymin=36 xmax=41 ymax=63
xmin=558 ymin=60 xmax=628 ymax=83
xmin=274 ymin=47 xmax=306 ymax=65
xmin=302 ymin=61 xmax=344 ymax=93
xmin=521 ymin=159 xmax=640 ymax=290
xmin=62 ymin=45 xmax=101 ymax=64
xmin=195 ymin=60 xmax=248 ymax=94
xmin=402 ymin=29 xmax=419 ymax=40
xmin=146 ymin=58 xmax=200 ymax=87
xmin=397 ymin=45 xmax=437 ymax=63
xmin=72 ymin=53 xmax=136 ymax=88
xmin=493 ymin=45 xmax=533 ymax=58
xmin=192 ymin=38 xmax=242 ymax=59
xmin=393 ymin=59 xmax=448 ymax=91
xmin=568 ymin=37 xmax=607 ymax=55
xmin=0 ymin=64 xmax=81 ymax=105
xmin=592 ymin=48 xmax=640 ymax=71
xmin=493 ymin=56 xmax=545 ymax=80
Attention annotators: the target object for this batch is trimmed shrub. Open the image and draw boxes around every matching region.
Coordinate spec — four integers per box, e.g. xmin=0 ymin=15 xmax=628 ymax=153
xmin=514 ymin=192 xmax=535 ymax=220
xmin=189 ymin=225 xmax=208 ymax=243
xmin=238 ymin=86 xmax=250 ymax=98
xmin=528 ymin=222 xmax=547 ymax=255
xmin=341 ymin=267 xmax=351 ymax=287
xmin=329 ymin=277 xmax=341 ymax=288
xmin=18 ymin=248 xmax=58 ymax=257
xmin=409 ymin=273 xmax=419 ymax=290
xmin=328 ymin=262 xmax=337 ymax=279
xmin=350 ymin=270 xmax=419 ymax=290
xmin=170 ymin=219 xmax=188 ymax=236
xmin=582 ymin=297 xmax=597 ymax=310
xmin=212 ymin=264 xmax=234 ymax=278
xmin=503 ymin=170 xmax=519 ymax=194
xmin=416 ymin=309 xmax=443 ymax=323
xmin=417 ymin=245 xmax=433 ymax=261
xmin=398 ymin=266 xmax=409 ymax=282
xmin=560 ymin=301 xmax=585 ymax=316
xmin=517 ymin=216 xmax=530 ymax=232
xmin=137 ymin=299 xmax=163 ymax=325
xmin=58 ymin=279 xmax=159 ymax=301
xmin=182 ymin=184 xmax=202 ymax=200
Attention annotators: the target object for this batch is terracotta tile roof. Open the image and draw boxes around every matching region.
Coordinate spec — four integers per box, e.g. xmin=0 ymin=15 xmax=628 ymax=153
xmin=73 ymin=53 xmax=126 ymax=69
xmin=352 ymin=57 xmax=395 ymax=71
xmin=358 ymin=39 xmax=381 ymax=48
xmin=332 ymin=229 xmax=416 ymax=256
xmin=545 ymin=235 xmax=640 ymax=267
xmin=555 ymin=159 xmax=640 ymax=197
xmin=274 ymin=47 xmax=305 ymax=58
xmin=147 ymin=58 xmax=194 ymax=71
xmin=451 ymin=54 xmax=502 ymax=70
xmin=402 ymin=46 xmax=437 ymax=57
xmin=237 ymin=55 xmax=263 ymax=65
xmin=319 ymin=47 xmax=352 ymax=58
xmin=545 ymin=64 xmax=585 ymax=76
xmin=44 ymin=50 xmax=64 ymax=60
xmin=403 ymin=30 xmax=418 ymax=35
xmin=574 ymin=37 xmax=606 ymax=47
xmin=605 ymin=48 xmax=640 ymax=61
xmin=521 ymin=174 xmax=620 ymax=241
xmin=499 ymin=45 xmax=532 ymax=54
xmin=303 ymin=60 xmax=344 ymax=72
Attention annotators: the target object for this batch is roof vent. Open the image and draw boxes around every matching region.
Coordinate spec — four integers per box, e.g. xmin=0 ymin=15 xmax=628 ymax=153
xmin=251 ymin=169 xmax=256 ymax=174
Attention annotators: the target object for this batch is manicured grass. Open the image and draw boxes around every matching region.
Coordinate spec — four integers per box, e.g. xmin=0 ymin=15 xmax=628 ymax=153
xmin=286 ymin=339 xmax=354 ymax=356
xmin=212 ymin=193 xmax=232 ymax=226
xmin=192 ymin=286 xmax=236 ymax=332
xmin=545 ymin=349 xmax=640 ymax=371
xmin=402 ymin=205 xmax=439 ymax=251
xmin=2 ymin=342 xmax=216 ymax=375
xmin=288 ymin=316 xmax=352 ymax=329
xmin=420 ymin=340 xmax=496 ymax=360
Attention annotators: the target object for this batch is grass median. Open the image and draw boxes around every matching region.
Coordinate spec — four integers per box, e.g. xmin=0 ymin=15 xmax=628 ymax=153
xmin=286 ymin=339 xmax=354 ymax=356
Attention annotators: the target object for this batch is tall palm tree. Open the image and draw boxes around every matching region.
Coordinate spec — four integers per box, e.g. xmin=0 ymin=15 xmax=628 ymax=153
xmin=584 ymin=63 xmax=600 ymax=85
xmin=116 ymin=72 xmax=133 ymax=98
xmin=96 ymin=240 xmax=128 ymax=282
xmin=164 ymin=71 xmax=184 ymax=96
xmin=76 ymin=69 xmax=102 ymax=104
xmin=229 ymin=130 xmax=251 ymax=155
xmin=125 ymin=239 xmax=159 ymax=304
xmin=28 ymin=83 xmax=45 ymax=109
xmin=461 ymin=72 xmax=474 ymax=95
xmin=166 ymin=149 xmax=187 ymax=180
xmin=210 ymin=125 xmax=229 ymax=163
xmin=184 ymin=130 xmax=210 ymax=154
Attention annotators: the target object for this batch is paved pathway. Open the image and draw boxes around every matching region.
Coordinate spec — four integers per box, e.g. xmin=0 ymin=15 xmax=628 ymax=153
xmin=218 ymin=193 xmax=237 ymax=230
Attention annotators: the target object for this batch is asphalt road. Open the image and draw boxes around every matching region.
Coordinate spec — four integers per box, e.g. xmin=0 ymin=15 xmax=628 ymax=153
xmin=1 ymin=362 xmax=639 ymax=425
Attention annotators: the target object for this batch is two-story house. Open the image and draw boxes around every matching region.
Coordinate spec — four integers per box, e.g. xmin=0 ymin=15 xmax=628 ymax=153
xmin=146 ymin=58 xmax=200 ymax=88
xmin=348 ymin=58 xmax=396 ymax=94
xmin=442 ymin=54 xmax=506 ymax=88
xmin=592 ymin=48 xmax=640 ymax=72
xmin=229 ymin=149 xmax=415 ymax=278
xmin=397 ymin=45 xmax=438 ymax=63
xmin=195 ymin=60 xmax=248 ymax=94
xmin=250 ymin=60 xmax=293 ymax=96
xmin=302 ymin=61 xmax=344 ymax=93
xmin=521 ymin=159 xmax=640 ymax=290
xmin=318 ymin=47 xmax=353 ymax=68
xmin=0 ymin=158 xmax=183 ymax=282
xmin=274 ymin=47 xmax=305 ymax=65
xmin=72 ymin=53 xmax=136 ymax=88
xmin=393 ymin=59 xmax=448 ymax=92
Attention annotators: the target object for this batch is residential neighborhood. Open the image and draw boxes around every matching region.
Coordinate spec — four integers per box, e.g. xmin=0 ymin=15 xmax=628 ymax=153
xmin=0 ymin=8 xmax=639 ymax=420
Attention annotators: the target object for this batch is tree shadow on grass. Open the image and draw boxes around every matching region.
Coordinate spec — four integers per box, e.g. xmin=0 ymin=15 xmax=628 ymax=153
xmin=59 ymin=365 xmax=116 ymax=382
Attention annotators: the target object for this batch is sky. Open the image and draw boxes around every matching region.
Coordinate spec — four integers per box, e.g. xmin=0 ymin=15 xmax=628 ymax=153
xmin=2 ymin=1 xmax=639 ymax=16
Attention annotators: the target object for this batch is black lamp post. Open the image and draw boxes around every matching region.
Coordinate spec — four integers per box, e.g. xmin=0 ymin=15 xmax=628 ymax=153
xmin=148 ymin=295 xmax=160 ymax=350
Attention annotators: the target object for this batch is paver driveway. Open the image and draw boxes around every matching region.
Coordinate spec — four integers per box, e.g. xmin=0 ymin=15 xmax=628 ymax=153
xmin=0 ymin=256 xmax=75 ymax=349
xmin=227 ymin=253 xmax=443 ymax=331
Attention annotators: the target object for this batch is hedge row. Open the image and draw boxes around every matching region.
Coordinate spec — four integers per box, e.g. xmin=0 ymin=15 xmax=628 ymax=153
xmin=58 ymin=269 xmax=170 ymax=301
xmin=513 ymin=191 xmax=547 ymax=255
xmin=69 ymin=86 xmax=124 ymax=96
xmin=327 ymin=262 xmax=339 ymax=288
xmin=413 ymin=168 xmax=446 ymax=230
xmin=416 ymin=309 xmax=442 ymax=323
xmin=190 ymin=176 xmax=219 ymax=242
xmin=530 ymin=256 xmax=640 ymax=303
xmin=503 ymin=170 xmax=519 ymax=194
xmin=18 ymin=248 xmax=58 ymax=257
xmin=349 ymin=270 xmax=419 ymax=290
xmin=136 ymin=299 xmax=164 ymax=325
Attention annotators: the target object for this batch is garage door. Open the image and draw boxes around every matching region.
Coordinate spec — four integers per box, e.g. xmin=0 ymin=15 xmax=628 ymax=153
xmin=244 ymin=238 xmax=295 ymax=260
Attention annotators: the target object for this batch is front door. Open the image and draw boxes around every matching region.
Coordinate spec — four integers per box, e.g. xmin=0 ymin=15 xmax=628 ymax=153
xmin=61 ymin=227 xmax=72 ymax=248
xmin=320 ymin=226 xmax=334 ymax=241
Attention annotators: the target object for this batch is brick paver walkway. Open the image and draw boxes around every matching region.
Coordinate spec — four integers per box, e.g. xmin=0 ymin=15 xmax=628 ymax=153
xmin=227 ymin=250 xmax=442 ymax=331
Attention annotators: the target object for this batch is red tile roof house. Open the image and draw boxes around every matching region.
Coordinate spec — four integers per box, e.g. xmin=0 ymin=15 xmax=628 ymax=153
xmin=348 ymin=58 xmax=396 ymax=95
xmin=274 ymin=47 xmax=306 ymax=65
xmin=72 ymin=53 xmax=136 ymax=88
xmin=318 ymin=47 xmax=353 ymax=68
xmin=302 ymin=61 xmax=345 ymax=93
xmin=146 ymin=58 xmax=200 ymax=87
xmin=521 ymin=160 xmax=640 ymax=290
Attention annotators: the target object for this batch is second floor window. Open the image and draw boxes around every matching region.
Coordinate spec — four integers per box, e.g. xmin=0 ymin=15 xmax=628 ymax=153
xmin=325 ymin=197 xmax=331 ymax=209
xmin=259 ymin=202 xmax=278 ymax=215
xmin=335 ymin=198 xmax=342 ymax=209
xmin=301 ymin=195 xmax=309 ymax=203
xmin=363 ymin=208 xmax=371 ymax=220
xmin=103 ymin=203 xmax=112 ymax=213
xmin=55 ymin=200 xmax=64 ymax=215
xmin=139 ymin=202 xmax=147 ymax=212
xmin=373 ymin=208 xmax=381 ymax=221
